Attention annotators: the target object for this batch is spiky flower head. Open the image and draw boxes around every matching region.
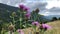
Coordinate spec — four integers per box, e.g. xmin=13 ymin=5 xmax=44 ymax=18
xmin=17 ymin=29 xmax=24 ymax=34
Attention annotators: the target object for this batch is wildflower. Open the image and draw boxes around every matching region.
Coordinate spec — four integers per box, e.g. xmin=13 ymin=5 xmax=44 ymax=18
xmin=12 ymin=12 xmax=16 ymax=17
xmin=25 ymin=13 xmax=31 ymax=21
xmin=8 ymin=23 xmax=14 ymax=31
xmin=8 ymin=23 xmax=14 ymax=34
xmin=17 ymin=29 xmax=24 ymax=34
xmin=19 ymin=4 xmax=25 ymax=9
xmin=25 ymin=13 xmax=30 ymax=18
xmin=39 ymin=23 xmax=51 ymax=31
xmin=23 ymin=6 xmax=30 ymax=11
xmin=42 ymin=24 xmax=51 ymax=29
xmin=32 ymin=21 xmax=39 ymax=26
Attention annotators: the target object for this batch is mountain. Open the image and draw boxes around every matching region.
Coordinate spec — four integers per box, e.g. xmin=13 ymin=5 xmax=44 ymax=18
xmin=0 ymin=3 xmax=20 ymax=22
xmin=44 ymin=15 xmax=60 ymax=20
xmin=0 ymin=3 xmax=19 ymax=11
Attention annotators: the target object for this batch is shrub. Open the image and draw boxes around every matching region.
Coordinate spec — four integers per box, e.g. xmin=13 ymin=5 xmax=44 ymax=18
xmin=58 ymin=17 xmax=60 ymax=20
xmin=51 ymin=17 xmax=58 ymax=21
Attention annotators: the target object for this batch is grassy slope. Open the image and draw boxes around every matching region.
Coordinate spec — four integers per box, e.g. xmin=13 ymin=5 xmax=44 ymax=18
xmin=44 ymin=20 xmax=60 ymax=34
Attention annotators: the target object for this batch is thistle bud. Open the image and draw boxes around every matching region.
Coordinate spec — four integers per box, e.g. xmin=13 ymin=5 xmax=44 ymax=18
xmin=12 ymin=12 xmax=16 ymax=17
xmin=35 ymin=8 xmax=39 ymax=13
xmin=8 ymin=23 xmax=14 ymax=31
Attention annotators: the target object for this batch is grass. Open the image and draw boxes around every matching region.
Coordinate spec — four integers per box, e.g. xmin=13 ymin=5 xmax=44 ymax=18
xmin=45 ymin=20 xmax=60 ymax=34
xmin=5 ymin=20 xmax=60 ymax=34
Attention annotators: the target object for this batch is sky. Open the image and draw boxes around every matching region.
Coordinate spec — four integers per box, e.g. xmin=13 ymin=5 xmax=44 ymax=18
xmin=0 ymin=0 xmax=60 ymax=16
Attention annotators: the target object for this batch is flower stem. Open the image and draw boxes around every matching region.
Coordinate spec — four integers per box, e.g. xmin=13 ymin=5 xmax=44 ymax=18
xmin=13 ymin=17 xmax=15 ymax=25
xmin=12 ymin=17 xmax=15 ymax=32
xmin=20 ymin=18 xmax=22 ymax=29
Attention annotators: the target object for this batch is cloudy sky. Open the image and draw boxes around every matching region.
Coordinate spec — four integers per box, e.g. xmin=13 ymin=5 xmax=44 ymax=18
xmin=0 ymin=0 xmax=60 ymax=16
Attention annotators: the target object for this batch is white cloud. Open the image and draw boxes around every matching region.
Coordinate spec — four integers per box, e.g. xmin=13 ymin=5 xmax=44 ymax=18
xmin=1 ymin=0 xmax=60 ymax=16
xmin=40 ymin=10 xmax=50 ymax=16
xmin=46 ymin=1 xmax=60 ymax=9
xmin=40 ymin=11 xmax=60 ymax=16
xmin=0 ymin=0 xmax=2 ymax=3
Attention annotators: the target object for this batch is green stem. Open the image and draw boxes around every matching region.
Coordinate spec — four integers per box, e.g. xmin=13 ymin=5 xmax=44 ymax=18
xmin=25 ymin=20 xmax=27 ymax=28
xmin=0 ymin=31 xmax=1 ymax=34
xmin=10 ymin=31 xmax=12 ymax=34
xmin=34 ymin=13 xmax=37 ymax=21
xmin=13 ymin=17 xmax=15 ymax=25
xmin=32 ymin=26 xmax=36 ymax=34
xmin=19 ymin=18 xmax=21 ymax=29
xmin=12 ymin=17 xmax=15 ymax=32
xmin=34 ymin=27 xmax=36 ymax=34
xmin=19 ymin=12 xmax=21 ymax=29
xmin=39 ymin=29 xmax=44 ymax=34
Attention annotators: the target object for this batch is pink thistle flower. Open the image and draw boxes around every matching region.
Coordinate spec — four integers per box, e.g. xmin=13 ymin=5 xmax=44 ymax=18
xmin=42 ymin=24 xmax=51 ymax=29
xmin=25 ymin=13 xmax=30 ymax=19
xmin=17 ymin=29 xmax=24 ymax=34
xmin=19 ymin=4 xmax=25 ymax=9
xmin=19 ymin=4 xmax=29 ymax=11
xmin=32 ymin=21 xmax=39 ymax=26
xmin=23 ymin=6 xmax=30 ymax=11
